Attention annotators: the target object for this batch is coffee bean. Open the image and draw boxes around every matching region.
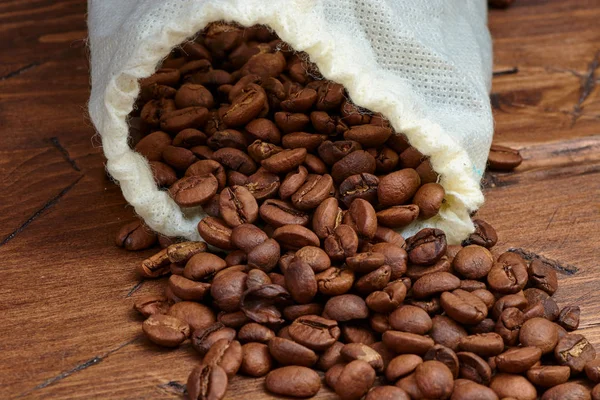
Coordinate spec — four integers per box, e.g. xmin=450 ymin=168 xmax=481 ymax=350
xmin=371 ymin=242 xmax=408 ymax=280
xmin=376 ymin=204 xmax=419 ymax=228
xmin=142 ymin=314 xmax=190 ymax=347
xmin=344 ymin=124 xmax=392 ymax=147
xmin=218 ymin=310 xmax=250 ymax=329
xmin=115 ymin=220 xmax=157 ymax=250
xmin=274 ymin=111 xmax=310 ymax=133
xmin=312 ymin=197 xmax=343 ymax=239
xmin=396 ymin=373 xmax=426 ymax=399
xmin=463 ymin=219 xmax=498 ymax=248
xmin=487 ymin=252 xmax=528 ymax=294
xmin=346 ymin=252 xmax=385 ymax=274
xmin=423 ymin=344 xmax=459 ymax=378
xmin=283 ymin=303 xmax=323 ymax=321
xmin=365 ymin=386 xmax=410 ymax=400
xmin=331 ymin=150 xmax=376 ymax=184
xmin=240 ymin=342 xmax=272 ymax=377
xmin=526 ymin=365 xmax=571 ymax=388
xmin=316 ymin=267 xmax=355 ymax=296
xmin=316 ymin=342 xmax=345 ymax=371
xmin=167 ymin=301 xmax=216 ymax=332
xmin=340 ymin=343 xmax=383 ymax=372
xmin=383 ymin=330 xmax=434 ymax=355
xmin=203 ymin=338 xmax=243 ymax=378
xmin=197 ymin=217 xmax=235 ymax=250
xmin=291 ymin=174 xmax=334 ymax=210
xmin=282 ymin=131 xmax=326 ymax=151
xmin=457 ymin=351 xmax=492 ymax=385
xmin=168 ymin=275 xmax=210 ymax=301
xmin=459 ymin=333 xmax=505 ymax=357
xmin=278 ymin=165 xmax=308 ymax=199
xmin=453 ymin=245 xmax=494 ymax=279
xmin=186 ymin=364 xmax=228 ymax=400
xmin=415 ymin=360 xmax=454 ymax=399
xmin=245 ymin=118 xmax=281 ymax=143
xmin=491 ymin=294 xmax=528 ymax=319
xmin=366 ymin=280 xmax=407 ymax=313
xmin=324 ymin=224 xmax=359 ymax=262
xmin=488 ymin=144 xmax=523 ymax=171
xmin=268 ymin=337 xmax=318 ymax=367
xmin=340 ymin=100 xmax=371 ymax=125
xmin=594 ymin=384 xmax=600 ymax=400
xmin=169 ymin=174 xmax=218 ymax=207
xmin=237 ymin=323 xmax=275 ymax=344
xmin=210 ymin=270 xmax=247 ymax=312
xmin=528 ymin=259 xmax=558 ymax=295
xmin=219 ymin=186 xmax=259 ymax=227
xmin=247 ymin=239 xmax=281 ymax=272
xmin=265 ymin=366 xmax=320 ymax=398
xmin=289 ymin=315 xmax=340 ymax=351
xmin=406 ymin=255 xmax=452 ymax=280
xmin=489 ymin=373 xmax=537 ymax=400
xmin=412 ymin=182 xmax=445 ymax=219
xmin=555 ymin=333 xmax=596 ymax=373
xmin=192 ymin=322 xmax=237 ymax=356
xmin=261 ymin=148 xmax=307 ymax=174
xmin=342 ymin=324 xmax=378 ymax=345
xmin=441 ymin=288 xmax=488 ymax=325
xmin=385 ymin=354 xmax=423 ymax=381
xmin=135 ymin=131 xmax=173 ymax=162
xmin=519 ymin=317 xmax=559 ymax=354
xmin=377 ymin=168 xmax=421 ymax=206
xmin=495 ymin=307 xmax=525 ymax=346
xmin=272 ymin=225 xmax=320 ymax=251
xmin=183 ymin=252 xmax=228 ymax=281
xmin=431 ymin=315 xmax=468 ymax=351
xmin=406 ymin=228 xmax=447 ymax=265
xmin=138 ymin=248 xmax=171 ymax=278
xmin=339 ymin=173 xmax=379 ymax=207
xmin=495 ymin=346 xmax=542 ymax=374
xmin=389 ymin=305 xmax=433 ymax=334
xmin=221 ymin=83 xmax=267 ymax=126
xmin=284 ymin=258 xmax=317 ymax=304
xmin=541 ymin=382 xmax=592 ymax=400
xmin=374 ymin=226 xmax=406 ymax=248
xmin=412 ymin=271 xmax=461 ymax=298
xmin=323 ymin=294 xmax=369 ymax=321
xmin=294 ymin=246 xmax=331 ymax=273
xmin=133 ymin=295 xmax=170 ymax=317
xmin=355 ymin=264 xmax=391 ymax=294
xmin=335 ymin=360 xmax=376 ymax=400
xmin=450 ymin=380 xmax=498 ymax=400
xmin=247 ymin=140 xmax=282 ymax=163
xmin=141 ymin=67 xmax=181 ymax=87
xmin=259 ymin=199 xmax=310 ymax=228
xmin=149 ymin=161 xmax=178 ymax=187
xmin=230 ymin=224 xmax=268 ymax=253
xmin=343 ymin=198 xmax=377 ymax=240
xmin=586 ymin=359 xmax=600 ymax=382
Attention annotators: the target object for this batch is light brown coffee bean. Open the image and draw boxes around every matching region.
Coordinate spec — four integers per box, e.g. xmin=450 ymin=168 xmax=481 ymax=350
xmin=335 ymin=360 xmax=377 ymax=400
xmin=555 ymin=333 xmax=596 ymax=373
xmin=197 ymin=217 xmax=235 ymax=250
xmin=186 ymin=364 xmax=228 ymax=400
xmin=169 ymin=174 xmax=218 ymax=207
xmin=377 ymin=168 xmax=421 ymax=206
xmin=268 ymin=337 xmax=318 ymax=367
xmin=265 ymin=366 xmax=321 ymax=398
xmin=376 ymin=205 xmax=419 ymax=228
xmin=210 ymin=270 xmax=247 ymax=312
xmin=389 ymin=305 xmax=433 ymax=335
xmin=284 ymin=258 xmax=317 ymax=304
xmin=316 ymin=267 xmax=355 ymax=296
xmin=366 ymin=280 xmax=407 ymax=313
xmin=489 ymin=373 xmax=537 ymax=400
xmin=323 ymin=294 xmax=369 ymax=322
xmin=240 ymin=342 xmax=272 ymax=377
xmin=487 ymin=144 xmax=523 ymax=171
xmin=142 ymin=314 xmax=190 ymax=347
xmin=133 ymin=295 xmax=169 ymax=317
xmin=412 ymin=271 xmax=461 ymax=298
xmin=192 ymin=323 xmax=237 ymax=356
xmin=383 ymin=330 xmax=434 ymax=355
xmin=453 ymin=245 xmax=494 ymax=280
xmin=519 ymin=317 xmax=559 ymax=354
xmin=441 ymin=289 xmax=488 ymax=325
xmin=526 ymin=365 xmax=571 ymax=388
xmin=138 ymin=248 xmax=171 ymax=278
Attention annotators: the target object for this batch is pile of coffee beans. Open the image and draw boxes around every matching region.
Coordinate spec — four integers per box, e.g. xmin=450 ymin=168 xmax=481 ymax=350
xmin=117 ymin=22 xmax=599 ymax=400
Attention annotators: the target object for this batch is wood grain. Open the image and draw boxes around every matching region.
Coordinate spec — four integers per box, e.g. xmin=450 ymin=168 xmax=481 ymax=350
xmin=0 ymin=0 xmax=598 ymax=399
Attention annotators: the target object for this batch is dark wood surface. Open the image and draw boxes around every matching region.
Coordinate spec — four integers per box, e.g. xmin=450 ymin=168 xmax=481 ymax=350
xmin=0 ymin=0 xmax=598 ymax=398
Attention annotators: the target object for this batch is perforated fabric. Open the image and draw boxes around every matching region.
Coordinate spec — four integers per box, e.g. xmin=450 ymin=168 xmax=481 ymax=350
xmin=87 ymin=0 xmax=493 ymax=244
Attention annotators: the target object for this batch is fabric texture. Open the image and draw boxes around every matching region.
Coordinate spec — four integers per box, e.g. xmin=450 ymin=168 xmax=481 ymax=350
xmin=87 ymin=0 xmax=493 ymax=244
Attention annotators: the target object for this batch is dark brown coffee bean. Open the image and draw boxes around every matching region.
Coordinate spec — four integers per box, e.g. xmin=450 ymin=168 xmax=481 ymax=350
xmin=489 ymin=373 xmax=537 ymax=400
xmin=492 ymin=294 xmax=528 ymax=320
xmin=212 ymin=147 xmax=257 ymax=175
xmin=192 ymin=322 xmax=237 ymax=356
xmin=222 ymin=83 xmax=267 ymax=126
xmin=247 ymin=239 xmax=281 ymax=272
xmin=142 ymin=314 xmax=190 ymax=347
xmin=396 ymin=372 xmax=426 ymax=399
xmin=519 ymin=317 xmax=559 ymax=354
xmin=265 ymin=366 xmax=320 ymax=398
xmin=555 ymin=333 xmax=596 ymax=373
xmin=169 ymin=174 xmax=218 ymax=207
xmin=218 ymin=310 xmax=250 ymax=329
xmin=236 ymin=323 xmax=275 ymax=344
xmin=341 ymin=324 xmax=378 ymax=345
xmin=210 ymin=270 xmax=247 ymax=312
xmin=261 ymin=148 xmax=307 ymax=174
xmin=149 ymin=161 xmax=178 ymax=187
xmin=203 ymin=338 xmax=243 ymax=378
xmin=383 ymin=330 xmax=434 ymax=355
xmin=133 ymin=295 xmax=169 ymax=317
xmin=313 ymin=197 xmax=343 ymax=239
xmin=186 ymin=363 xmax=228 ymax=400
xmin=175 ymin=83 xmax=214 ymax=109
xmin=340 ymin=343 xmax=383 ymax=372
xmin=470 ymin=289 xmax=495 ymax=310
xmin=240 ymin=342 xmax=272 ymax=377
xmin=440 ymin=289 xmax=488 ymax=325
xmin=528 ymin=259 xmax=559 ymax=295
xmin=377 ymin=168 xmax=421 ymax=206
xmin=283 ymin=303 xmax=323 ymax=321
xmin=376 ymin=205 xmax=419 ymax=228
xmin=424 ymin=344 xmax=459 ymax=378
xmin=457 ymin=352 xmax=492 ymax=385
xmin=411 ymin=183 xmax=444 ymax=219
xmin=278 ymin=165 xmax=308 ymax=200
xmin=115 ymin=220 xmax=157 ymax=251
xmin=495 ymin=346 xmax=542 ymax=374
xmin=245 ymin=269 xmax=272 ymax=291
xmin=289 ymin=315 xmax=340 ymax=351
xmin=412 ymin=271 xmax=461 ymax=298
xmin=317 ymin=342 xmax=345 ymax=371
xmin=368 ymin=146 xmax=399 ymax=174
xmin=268 ymin=337 xmax=318 ymax=367
xmin=207 ymin=129 xmax=248 ymax=151
xmin=366 ymin=386 xmax=410 ymax=400
xmin=369 ymin=313 xmax=390 ymax=333
xmin=415 ymin=159 xmax=439 ymax=184
xmin=586 ymin=359 xmax=600 ymax=383
xmin=594 ymin=384 xmax=600 ymax=400
xmin=452 ymin=245 xmax=494 ymax=279
xmin=219 ymin=186 xmax=259 ymax=227
xmin=160 ymin=106 xmax=209 ymax=132
xmin=371 ymin=242 xmax=408 ymax=280
xmin=463 ymin=219 xmax=498 ymax=248
xmin=431 ymin=315 xmax=468 ymax=351
xmin=495 ymin=307 xmax=525 ymax=346
xmin=385 ymin=354 xmax=423 ymax=381
xmin=259 ymin=199 xmax=309 ymax=228
xmin=324 ymin=224 xmax=359 ymax=262
xmin=338 ymin=173 xmax=379 ymax=207
xmin=343 ymin=124 xmax=392 ymax=147
xmin=334 ymin=360 xmax=376 ymax=400
xmin=488 ymin=144 xmax=523 ymax=171
xmin=317 ymin=140 xmax=361 ymax=165
xmin=406 ymin=228 xmax=447 ymax=265
xmin=389 ymin=305 xmax=432 ymax=334
xmin=272 ymin=224 xmax=320 ymax=250
xmin=331 ymin=150 xmax=376 ymax=183
xmin=291 ymin=174 xmax=334 ymax=210
xmin=340 ymin=100 xmax=371 ymax=125
xmin=450 ymin=380 xmax=498 ymax=400
xmin=487 ymin=252 xmax=528 ymax=294
xmin=284 ymin=258 xmax=317 ymax=304
xmin=294 ymin=246 xmax=331 ymax=273
xmin=406 ymin=255 xmax=452 ymax=280
xmin=138 ymin=248 xmax=171 ymax=278
xmin=183 ymin=252 xmax=228 ymax=281
xmin=398 ymin=146 xmax=425 ymax=169
xmin=168 ymin=275 xmax=210 ymax=301
xmin=245 ymin=118 xmax=281 ymax=144
xmin=325 ymin=363 xmax=346 ymax=390
xmin=274 ymin=111 xmax=310 ymax=133
xmin=230 ymin=224 xmax=268 ymax=253
xmin=346 ymin=252 xmax=385 ymax=274
xmin=301 ymin=154 xmax=326 ymax=175
xmin=167 ymin=301 xmax=216 ymax=332
xmin=323 ymin=294 xmax=369 ymax=322
xmin=355 ymin=264 xmax=391 ymax=294
xmin=197 ymin=217 xmax=234 ymax=250
xmin=415 ymin=360 xmax=454 ymax=399
xmin=141 ymin=68 xmax=181 ymax=87
xmin=366 ymin=280 xmax=407 ymax=313
xmin=459 ymin=333 xmax=504 ymax=357
xmin=282 ymin=132 xmax=326 ymax=152
xmin=342 ymin=198 xmax=378 ymax=240
xmin=460 ymin=280 xmax=487 ymax=292
xmin=541 ymin=382 xmax=591 ymax=400
xmin=316 ymin=267 xmax=355 ymax=296
xmin=186 ymin=159 xmax=226 ymax=188
xmin=247 ymin=140 xmax=282 ymax=163
xmin=526 ymin=365 xmax=571 ymax=388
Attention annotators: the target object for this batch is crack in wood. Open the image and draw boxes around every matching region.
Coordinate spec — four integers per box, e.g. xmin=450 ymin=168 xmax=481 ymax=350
xmin=507 ymin=248 xmax=578 ymax=275
xmin=0 ymin=175 xmax=83 ymax=247
xmin=19 ymin=338 xmax=137 ymax=397
xmin=49 ymin=137 xmax=80 ymax=171
xmin=0 ymin=62 xmax=41 ymax=81
xmin=158 ymin=380 xmax=187 ymax=397
xmin=126 ymin=280 xmax=145 ymax=298
xmin=492 ymin=67 xmax=519 ymax=77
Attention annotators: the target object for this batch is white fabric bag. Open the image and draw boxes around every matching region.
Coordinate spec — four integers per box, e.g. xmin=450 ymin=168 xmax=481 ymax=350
xmin=87 ymin=0 xmax=493 ymax=244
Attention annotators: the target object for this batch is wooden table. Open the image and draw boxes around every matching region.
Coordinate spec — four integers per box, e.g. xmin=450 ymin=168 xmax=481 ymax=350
xmin=1 ymin=0 xmax=598 ymax=398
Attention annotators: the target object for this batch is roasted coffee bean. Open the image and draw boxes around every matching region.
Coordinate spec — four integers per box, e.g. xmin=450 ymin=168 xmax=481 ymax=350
xmin=167 ymin=301 xmax=216 ymax=332
xmin=202 ymin=338 xmax=242 ymax=378
xmin=398 ymin=146 xmax=425 ymax=169
xmin=373 ymin=226 xmax=406 ymax=248
xmin=463 ymin=219 xmax=498 ymax=248
xmin=424 ymin=344 xmax=460 ymax=378
xmin=325 ymin=363 xmax=346 ymax=389
xmin=377 ymin=168 xmax=421 ymax=206
xmin=210 ymin=270 xmax=247 ymax=312
xmin=175 ymin=83 xmax=214 ymax=109
xmin=294 ymin=246 xmax=331 ymax=273
xmin=412 ymin=183 xmax=445 ymax=219
xmin=186 ymin=363 xmax=228 ymax=400
xmin=541 ymin=382 xmax=592 ymax=400
xmin=340 ymin=100 xmax=371 ymax=125
xmin=273 ymin=224 xmax=320 ymax=250
xmin=192 ymin=323 xmax=237 ymax=356
xmin=240 ymin=342 xmax=272 ymax=377
xmin=316 ymin=267 xmax=355 ymax=296
xmin=495 ymin=346 xmax=542 ymax=374
xmin=489 ymin=373 xmax=537 ymax=400
xmin=237 ymin=323 xmax=275 ymax=344
xmin=586 ymin=359 xmax=600 ymax=382
xmin=406 ymin=255 xmax=452 ymax=280
xmin=317 ymin=140 xmax=361 ymax=165
xmin=166 ymin=241 xmax=207 ymax=264
xmin=284 ymin=258 xmax=317 ymax=304
xmin=289 ymin=315 xmax=340 ymax=351
xmin=453 ymin=245 xmax=494 ymax=279
xmin=197 ymin=217 xmax=234 ymax=250
xmin=138 ymin=248 xmax=171 ymax=278
xmin=344 ymin=124 xmax=392 ymax=147
xmin=219 ymin=186 xmax=259 ymax=227
xmin=274 ymin=111 xmax=310 ymax=133
xmin=183 ymin=252 xmax=228 ymax=281
xmin=222 ymin=83 xmax=267 ymax=126
xmin=342 ymin=324 xmax=378 ymax=345
xmin=265 ymin=366 xmax=320 ymax=398
xmin=460 ymin=280 xmax=487 ymax=292
xmin=386 ymin=354 xmax=423 ymax=381
xmin=525 ymin=365 xmax=571 ymax=388
xmin=431 ymin=315 xmax=468 ymax=351
xmin=259 ymin=199 xmax=310 ymax=228
xmin=396 ymin=373 xmax=426 ymax=399
xmin=355 ymin=264 xmax=391 ymax=294
xmin=370 ymin=341 xmax=396 ymax=370
xmin=370 ymin=242 xmax=407 ymax=279
xmin=340 ymin=343 xmax=383 ymax=372
xmin=519 ymin=317 xmax=559 ymax=354
xmin=389 ymin=305 xmax=433 ymax=334
xmin=142 ymin=314 xmax=190 ymax=347
xmin=451 ymin=380 xmax=498 ymax=400
xmin=369 ymin=146 xmax=399 ymax=174
xmin=414 ymin=360 xmax=454 ymax=399
xmin=261 ymin=148 xmax=307 ymax=174
xmin=282 ymin=131 xmax=326 ymax=151
xmin=169 ymin=174 xmax=218 ymax=207
xmin=168 ymin=275 xmax=210 ymax=301
xmin=407 ymin=297 xmax=442 ymax=315
xmin=323 ymin=224 xmax=358 ymax=261
xmin=469 ymin=318 xmax=496 ymax=334
xmin=369 ymin=313 xmax=390 ymax=333
xmin=528 ymin=259 xmax=559 ymax=295
xmin=412 ymin=271 xmax=461 ymax=298
xmin=291 ymin=174 xmax=334 ymax=210
xmin=342 ymin=198 xmax=377 ymax=240
xmin=173 ymin=128 xmax=208 ymax=149
xmin=245 ymin=269 xmax=272 ymax=291
xmin=487 ymin=252 xmax=528 ymax=294
xmin=376 ymin=204 xmax=419 ymax=228
xmin=457 ymin=352 xmax=492 ymax=385
xmin=212 ymin=147 xmax=257 ymax=175
xmin=186 ymin=159 xmax=226 ymax=189
xmin=406 ymin=228 xmax=447 ymax=265
xmin=335 ymin=360 xmax=376 ymax=400
xmin=242 ymin=168 xmax=280 ymax=200
xmin=323 ymin=294 xmax=369 ymax=322
xmin=441 ymin=289 xmax=488 ymax=325
xmin=149 ymin=161 xmax=178 ymax=187
xmin=471 ymin=289 xmax=496 ymax=310
xmin=317 ymin=341 xmax=345 ymax=371
xmin=555 ymin=333 xmax=596 ymax=373
xmin=283 ymin=303 xmax=323 ymax=321
xmin=115 ymin=220 xmax=157 ymax=250
xmin=346 ymin=252 xmax=385 ymax=274
xmin=312 ymin=197 xmax=343 ymax=239
xmin=231 ymin=224 xmax=268 ymax=253
xmin=218 ymin=310 xmax=250 ymax=329
xmin=133 ymin=295 xmax=170 ymax=317
xmin=459 ymin=333 xmax=504 ymax=357
xmin=338 ymin=173 xmax=379 ymax=207
xmin=492 ymin=294 xmax=528 ymax=319
xmin=365 ymin=386 xmax=410 ymax=400
xmin=141 ymin=67 xmax=181 ymax=87
xmin=495 ymin=307 xmax=525 ymax=346
xmin=160 ymin=106 xmax=209 ymax=132
xmin=331 ymin=150 xmax=376 ymax=184
xmin=383 ymin=330 xmax=434 ymax=355
xmin=247 ymin=239 xmax=281 ymax=272
xmin=488 ymin=144 xmax=523 ymax=171
xmin=268 ymin=337 xmax=318 ymax=367
xmin=278 ymin=165 xmax=308 ymax=199
xmin=247 ymin=140 xmax=282 ymax=163
xmin=245 ymin=118 xmax=281 ymax=143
